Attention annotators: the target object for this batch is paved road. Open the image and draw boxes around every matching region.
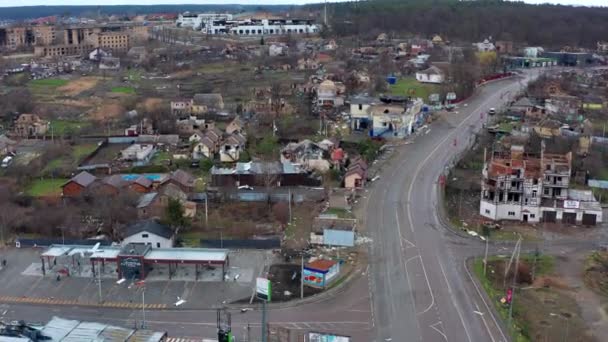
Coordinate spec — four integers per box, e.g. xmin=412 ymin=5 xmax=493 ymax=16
xmin=366 ymin=72 xmax=543 ymax=342
xmin=0 ymin=271 xmax=374 ymax=341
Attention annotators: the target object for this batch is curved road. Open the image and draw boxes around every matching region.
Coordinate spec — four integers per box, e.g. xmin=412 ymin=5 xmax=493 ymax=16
xmin=366 ymin=72 xmax=540 ymax=342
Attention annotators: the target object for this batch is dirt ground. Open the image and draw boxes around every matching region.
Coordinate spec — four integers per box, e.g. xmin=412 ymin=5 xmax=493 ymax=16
xmin=483 ymin=256 xmax=600 ymax=341
xmin=57 ymin=76 xmax=102 ymax=96
xmin=88 ymin=102 xmax=125 ymax=121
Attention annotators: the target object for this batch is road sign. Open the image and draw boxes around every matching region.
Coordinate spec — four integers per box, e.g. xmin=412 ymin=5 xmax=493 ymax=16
xmin=256 ymin=277 xmax=271 ymax=302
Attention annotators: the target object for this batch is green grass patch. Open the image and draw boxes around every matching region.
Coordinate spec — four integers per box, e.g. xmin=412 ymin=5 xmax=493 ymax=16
xmin=178 ymin=231 xmax=207 ymax=247
xmin=473 ymin=258 xmax=530 ymax=342
xmin=73 ymin=144 xmax=98 ymax=161
xmin=25 ymin=178 xmax=68 ymax=197
xmin=125 ymin=70 xmax=143 ymax=82
xmin=51 ymin=120 xmax=91 ymax=136
xmin=111 ymin=86 xmax=136 ymax=94
xmin=323 ymin=207 xmax=355 ymax=219
xmin=473 ymin=254 xmax=555 ymax=342
xmin=389 ymin=77 xmax=439 ymax=100
xmin=29 ymin=78 xmax=69 ymax=87
xmin=151 ymin=150 xmax=172 ymax=165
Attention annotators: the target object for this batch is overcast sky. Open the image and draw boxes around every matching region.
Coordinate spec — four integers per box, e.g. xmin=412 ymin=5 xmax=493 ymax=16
xmin=0 ymin=0 xmax=605 ymax=8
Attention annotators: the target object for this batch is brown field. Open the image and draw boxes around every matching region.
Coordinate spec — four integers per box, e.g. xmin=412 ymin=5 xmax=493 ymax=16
xmin=88 ymin=102 xmax=125 ymax=121
xmin=57 ymin=77 xmax=102 ymax=96
xmin=141 ymin=97 xmax=164 ymax=112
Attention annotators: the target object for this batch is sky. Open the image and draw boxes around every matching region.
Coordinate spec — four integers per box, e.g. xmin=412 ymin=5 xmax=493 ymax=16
xmin=0 ymin=0 xmax=605 ymax=7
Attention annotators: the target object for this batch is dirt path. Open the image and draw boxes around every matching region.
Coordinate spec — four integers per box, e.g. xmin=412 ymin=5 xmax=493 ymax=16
xmin=556 ymin=252 xmax=608 ymax=339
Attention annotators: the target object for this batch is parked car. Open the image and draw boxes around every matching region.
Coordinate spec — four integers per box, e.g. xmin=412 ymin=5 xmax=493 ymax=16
xmin=1 ymin=156 xmax=13 ymax=168
xmin=488 ymin=108 xmax=496 ymax=115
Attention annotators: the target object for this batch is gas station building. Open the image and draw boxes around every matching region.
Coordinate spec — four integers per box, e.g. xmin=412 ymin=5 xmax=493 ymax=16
xmin=41 ymin=243 xmax=229 ymax=281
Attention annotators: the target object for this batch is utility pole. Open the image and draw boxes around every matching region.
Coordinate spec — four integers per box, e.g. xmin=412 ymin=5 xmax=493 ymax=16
xmin=97 ymin=264 xmax=102 ymax=303
xmin=205 ymin=195 xmax=209 ymax=227
xmin=288 ymin=189 xmax=292 ymax=224
xmin=141 ymin=288 xmax=146 ymax=329
xmin=508 ymin=237 xmax=522 ymax=329
xmin=300 ymin=254 xmax=304 ymax=299
xmin=483 ymin=236 xmax=489 ymax=276
xmin=261 ymin=300 xmax=267 ymax=342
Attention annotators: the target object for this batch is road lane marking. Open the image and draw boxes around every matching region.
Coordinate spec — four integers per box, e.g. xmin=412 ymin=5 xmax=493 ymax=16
xmin=475 ymin=301 xmax=496 ymax=342
xmin=429 ymin=321 xmax=448 ymax=342
xmin=402 ymin=238 xmax=416 ymax=249
xmin=404 ymin=77 xmax=525 ymax=341
xmin=438 ymin=256 xmax=473 ymax=342
xmin=404 ymin=255 xmax=435 ymax=316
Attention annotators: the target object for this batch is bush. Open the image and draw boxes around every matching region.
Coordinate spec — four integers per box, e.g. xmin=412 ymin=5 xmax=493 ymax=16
xmin=200 ymin=159 xmax=214 ymax=172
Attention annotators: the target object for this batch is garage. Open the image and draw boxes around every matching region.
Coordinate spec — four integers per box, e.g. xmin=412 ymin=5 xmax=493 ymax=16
xmin=542 ymin=211 xmax=557 ymax=223
xmin=582 ymin=213 xmax=597 ymax=226
xmin=562 ymin=212 xmax=577 ymax=224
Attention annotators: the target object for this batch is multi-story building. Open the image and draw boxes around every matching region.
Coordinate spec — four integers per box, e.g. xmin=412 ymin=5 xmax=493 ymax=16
xmin=480 ymin=143 xmax=602 ymax=225
xmin=480 ymin=145 xmax=543 ymax=223
xmin=96 ymin=32 xmax=130 ymax=52
xmin=0 ymin=25 xmax=55 ymax=49
xmin=34 ymin=43 xmax=94 ymax=57
xmin=33 ymin=23 xmax=146 ymax=57
xmin=180 ymin=15 xmax=318 ymax=36
xmin=176 ymin=12 xmax=233 ymax=30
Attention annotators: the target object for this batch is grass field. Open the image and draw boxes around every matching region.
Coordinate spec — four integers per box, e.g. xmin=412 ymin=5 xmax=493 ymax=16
xmin=473 ymin=255 xmax=563 ymax=342
xmin=111 ymin=86 xmax=136 ymax=94
xmin=324 ymin=207 xmax=355 ymax=219
xmin=26 ymin=178 xmax=68 ymax=196
xmin=29 ymin=78 xmax=69 ymax=88
xmin=73 ymin=144 xmax=98 ymax=161
xmin=51 ymin=120 xmax=91 ymax=136
xmin=389 ymin=77 xmax=439 ymax=100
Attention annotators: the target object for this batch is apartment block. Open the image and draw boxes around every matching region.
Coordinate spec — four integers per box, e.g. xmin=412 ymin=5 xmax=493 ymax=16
xmin=480 ymin=143 xmax=602 ymax=226
xmin=0 ymin=25 xmax=55 ymax=49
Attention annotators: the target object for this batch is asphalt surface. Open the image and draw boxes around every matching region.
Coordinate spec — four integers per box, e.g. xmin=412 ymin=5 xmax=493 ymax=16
xmin=366 ymin=72 xmax=542 ymax=342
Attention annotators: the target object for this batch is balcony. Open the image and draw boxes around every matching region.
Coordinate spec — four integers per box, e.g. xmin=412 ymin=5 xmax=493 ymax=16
xmin=543 ymin=180 xmax=569 ymax=187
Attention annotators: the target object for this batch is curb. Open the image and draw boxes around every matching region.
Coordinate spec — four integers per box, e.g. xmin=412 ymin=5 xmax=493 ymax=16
xmin=0 ymin=295 xmax=167 ymax=310
xmin=463 ymin=257 xmax=512 ymax=342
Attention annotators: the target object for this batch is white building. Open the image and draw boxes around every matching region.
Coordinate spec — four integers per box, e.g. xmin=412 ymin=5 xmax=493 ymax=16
xmin=204 ymin=18 xmax=318 ymax=36
xmin=480 ymin=144 xmax=601 ymax=226
xmin=176 ymin=12 xmax=233 ymax=30
xmin=122 ymin=220 xmax=175 ymax=249
xmin=120 ymin=144 xmax=156 ymax=162
xmin=473 ymin=38 xmax=496 ymax=52
xmin=524 ymin=47 xmax=545 ymax=58
xmin=415 ymin=65 xmax=445 ymax=84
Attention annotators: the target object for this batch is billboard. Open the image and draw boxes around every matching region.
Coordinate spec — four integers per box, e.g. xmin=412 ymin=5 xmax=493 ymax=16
xmin=308 ymin=332 xmax=351 ymax=342
xmin=256 ymin=277 xmax=271 ymax=302
xmin=303 ymin=268 xmax=326 ymax=288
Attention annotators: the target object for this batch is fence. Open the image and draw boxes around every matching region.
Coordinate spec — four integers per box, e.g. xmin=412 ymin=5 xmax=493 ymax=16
xmin=16 ymin=238 xmax=112 ymax=248
xmin=200 ymin=238 xmax=281 ymax=249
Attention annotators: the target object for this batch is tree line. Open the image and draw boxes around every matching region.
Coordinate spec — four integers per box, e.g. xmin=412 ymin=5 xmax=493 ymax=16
xmin=321 ymin=0 xmax=608 ymax=49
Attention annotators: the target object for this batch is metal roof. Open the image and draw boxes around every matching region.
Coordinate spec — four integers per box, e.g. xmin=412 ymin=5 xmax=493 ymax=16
xmin=35 ymin=316 xmax=166 ymax=342
xmin=145 ymin=248 xmax=228 ymax=263
xmin=41 ymin=245 xmax=73 ymax=258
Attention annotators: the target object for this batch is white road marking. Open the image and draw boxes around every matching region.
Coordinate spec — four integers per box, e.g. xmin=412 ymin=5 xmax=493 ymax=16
xmin=438 ymin=257 xmax=473 ymax=342
xmin=402 ymin=238 xmax=416 ymax=249
xmin=430 ymin=321 xmax=448 ymax=341
xmin=403 ymin=78 xmax=524 ymax=341
xmin=474 ymin=301 xmax=495 ymax=342
xmin=403 ymin=254 xmax=435 ymax=316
